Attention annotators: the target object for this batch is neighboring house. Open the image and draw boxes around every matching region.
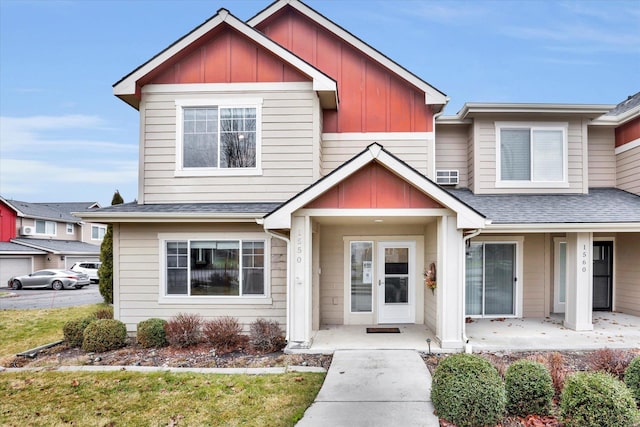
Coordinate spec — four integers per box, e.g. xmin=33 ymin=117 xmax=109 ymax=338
xmin=79 ymin=0 xmax=640 ymax=350
xmin=0 ymin=197 xmax=105 ymax=285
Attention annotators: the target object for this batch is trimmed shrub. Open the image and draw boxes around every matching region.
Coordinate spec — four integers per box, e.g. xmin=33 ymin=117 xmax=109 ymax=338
xmin=63 ymin=316 xmax=96 ymax=347
xmin=505 ymin=360 xmax=554 ymax=417
xmin=94 ymin=306 xmax=114 ymax=320
xmin=82 ymin=319 xmax=127 ymax=353
xmin=249 ymin=318 xmax=285 ymax=354
xmin=203 ymin=317 xmax=247 ymax=354
xmin=137 ymin=318 xmax=168 ymax=348
xmin=165 ymin=313 xmax=202 ymax=348
xmin=560 ymin=371 xmax=639 ymax=427
xmin=431 ymin=353 xmax=506 ymax=427
xmin=624 ymin=356 xmax=640 ymax=405
xmin=587 ymin=348 xmax=634 ymax=380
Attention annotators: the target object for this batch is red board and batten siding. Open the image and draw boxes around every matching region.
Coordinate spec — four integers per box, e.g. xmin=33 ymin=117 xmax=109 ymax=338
xmin=255 ymin=8 xmax=434 ymax=133
xmin=306 ymin=163 xmax=443 ymax=209
xmin=0 ymin=201 xmax=18 ymax=242
xmin=615 ymin=117 xmax=640 ymax=147
xmin=141 ymin=24 xmax=310 ymax=86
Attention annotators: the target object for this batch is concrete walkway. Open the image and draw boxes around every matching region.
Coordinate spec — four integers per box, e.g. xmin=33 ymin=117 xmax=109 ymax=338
xmin=296 ymin=350 xmax=438 ymax=427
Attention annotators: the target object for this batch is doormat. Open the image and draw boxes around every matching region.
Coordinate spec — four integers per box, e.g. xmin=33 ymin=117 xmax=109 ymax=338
xmin=366 ymin=327 xmax=401 ymax=334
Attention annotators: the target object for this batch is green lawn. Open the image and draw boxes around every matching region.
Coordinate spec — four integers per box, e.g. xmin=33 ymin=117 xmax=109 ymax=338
xmin=1 ymin=370 xmax=324 ymax=426
xmin=0 ymin=305 xmax=325 ymax=426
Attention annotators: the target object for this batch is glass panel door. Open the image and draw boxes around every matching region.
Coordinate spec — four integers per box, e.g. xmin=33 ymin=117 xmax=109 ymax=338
xmin=350 ymin=242 xmax=373 ymax=312
xmin=383 ymin=247 xmax=409 ymax=304
xmin=465 ymin=242 xmax=516 ymax=316
xmin=377 ymin=241 xmax=415 ymax=324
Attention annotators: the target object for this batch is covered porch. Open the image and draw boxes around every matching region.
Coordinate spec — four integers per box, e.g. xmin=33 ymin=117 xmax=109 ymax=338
xmin=293 ymin=312 xmax=640 ymax=354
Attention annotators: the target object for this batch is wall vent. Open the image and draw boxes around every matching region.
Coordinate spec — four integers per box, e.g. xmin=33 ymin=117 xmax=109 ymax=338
xmin=436 ymin=170 xmax=459 ymax=185
xmin=20 ymin=226 xmax=35 ymax=236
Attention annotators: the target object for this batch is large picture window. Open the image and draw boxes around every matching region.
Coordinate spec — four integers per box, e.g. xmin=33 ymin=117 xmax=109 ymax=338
xmin=176 ymin=99 xmax=262 ymax=175
xmin=497 ymin=123 xmax=567 ymax=184
xmin=165 ymin=239 xmax=265 ymax=297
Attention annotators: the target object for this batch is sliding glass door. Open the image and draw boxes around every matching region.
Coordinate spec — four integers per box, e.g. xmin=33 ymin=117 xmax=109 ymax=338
xmin=466 ymin=242 xmax=517 ymax=316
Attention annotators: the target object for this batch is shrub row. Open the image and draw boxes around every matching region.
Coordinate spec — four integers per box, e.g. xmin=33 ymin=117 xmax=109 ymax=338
xmin=432 ymin=353 xmax=640 ymax=427
xmin=62 ymin=306 xmax=123 ymax=352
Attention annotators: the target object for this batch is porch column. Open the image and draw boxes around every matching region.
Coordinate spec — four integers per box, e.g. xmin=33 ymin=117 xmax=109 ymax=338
xmin=288 ymin=215 xmax=313 ymax=348
xmin=564 ymin=232 xmax=593 ymax=331
xmin=436 ymin=215 xmax=465 ymax=349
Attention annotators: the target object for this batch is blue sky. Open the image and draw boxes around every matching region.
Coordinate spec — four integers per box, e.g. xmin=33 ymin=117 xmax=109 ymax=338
xmin=1 ymin=0 xmax=638 ymax=206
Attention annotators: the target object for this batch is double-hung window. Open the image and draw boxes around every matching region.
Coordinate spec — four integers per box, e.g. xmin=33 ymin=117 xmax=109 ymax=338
xmin=176 ymin=99 xmax=262 ymax=176
xmin=35 ymin=220 xmax=56 ymax=235
xmin=92 ymin=225 xmax=106 ymax=240
xmin=164 ymin=238 xmax=266 ymax=298
xmin=497 ymin=123 xmax=567 ymax=186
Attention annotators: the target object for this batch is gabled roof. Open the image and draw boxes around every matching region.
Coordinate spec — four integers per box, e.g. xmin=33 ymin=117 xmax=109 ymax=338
xmin=449 ymin=188 xmax=640 ymax=232
xmin=262 ymin=143 xmax=486 ymax=230
xmin=113 ymin=8 xmax=337 ymax=109
xmin=75 ymin=202 xmax=281 ymax=223
xmin=248 ymin=0 xmax=447 ymax=109
xmin=592 ymin=91 xmax=640 ymax=126
xmin=0 ymin=197 xmax=99 ymax=223
xmin=11 ymin=238 xmax=100 ymax=255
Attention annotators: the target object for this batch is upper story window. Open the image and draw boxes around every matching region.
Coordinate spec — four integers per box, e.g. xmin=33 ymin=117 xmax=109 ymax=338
xmin=496 ymin=122 xmax=568 ymax=187
xmin=175 ymin=99 xmax=262 ymax=176
xmin=35 ymin=220 xmax=56 ymax=235
xmin=92 ymin=225 xmax=106 ymax=240
xmin=66 ymin=223 xmax=74 ymax=234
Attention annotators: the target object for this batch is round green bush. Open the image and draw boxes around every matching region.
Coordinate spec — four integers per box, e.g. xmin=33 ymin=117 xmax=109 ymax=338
xmin=561 ymin=371 xmax=639 ymax=427
xmin=431 ymin=353 xmax=506 ymax=427
xmin=624 ymin=356 xmax=640 ymax=405
xmin=505 ymin=360 xmax=554 ymax=417
xmin=82 ymin=319 xmax=128 ymax=353
xmin=63 ymin=316 xmax=96 ymax=347
xmin=137 ymin=318 xmax=168 ymax=348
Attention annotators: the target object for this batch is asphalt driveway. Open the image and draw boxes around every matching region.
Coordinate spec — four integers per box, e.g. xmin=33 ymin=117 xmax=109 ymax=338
xmin=0 ymin=284 xmax=103 ymax=309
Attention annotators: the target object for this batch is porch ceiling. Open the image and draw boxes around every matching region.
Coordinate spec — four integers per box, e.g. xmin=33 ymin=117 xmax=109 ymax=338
xmin=312 ymin=215 xmax=438 ymax=226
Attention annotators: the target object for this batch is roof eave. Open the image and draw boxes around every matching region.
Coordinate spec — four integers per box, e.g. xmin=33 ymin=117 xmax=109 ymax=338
xmin=456 ymin=103 xmax=616 ymax=119
xmin=484 ymin=222 xmax=640 ymax=233
xmin=75 ymin=211 xmax=267 ymax=223
xmin=591 ymin=104 xmax=640 ymax=126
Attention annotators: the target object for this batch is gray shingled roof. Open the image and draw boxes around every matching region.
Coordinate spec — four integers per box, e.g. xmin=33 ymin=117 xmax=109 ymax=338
xmin=12 ymin=238 xmax=100 ymax=254
xmin=0 ymin=242 xmax=47 ymax=253
xmin=81 ymin=201 xmax=282 ymax=215
xmin=3 ymin=199 xmax=99 ymax=222
xmin=448 ymin=188 xmax=640 ymax=224
xmin=606 ymin=91 xmax=640 ymax=116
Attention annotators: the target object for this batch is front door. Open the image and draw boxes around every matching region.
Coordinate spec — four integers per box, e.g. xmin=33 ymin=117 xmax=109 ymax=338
xmin=377 ymin=241 xmax=415 ymax=324
xmin=593 ymin=241 xmax=613 ymax=311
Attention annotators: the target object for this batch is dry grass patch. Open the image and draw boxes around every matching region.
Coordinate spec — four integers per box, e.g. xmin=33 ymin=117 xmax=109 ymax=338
xmin=0 ymin=304 xmax=106 ymax=366
xmin=1 ymin=370 xmax=324 ymax=426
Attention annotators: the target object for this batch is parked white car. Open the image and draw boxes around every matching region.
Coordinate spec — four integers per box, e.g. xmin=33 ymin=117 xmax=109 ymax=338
xmin=70 ymin=261 xmax=102 ymax=283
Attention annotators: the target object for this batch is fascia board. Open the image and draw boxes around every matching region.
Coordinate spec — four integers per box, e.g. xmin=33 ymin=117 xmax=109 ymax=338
xmin=114 ymin=9 xmax=336 ymax=102
xmin=457 ymin=103 xmax=616 ymax=119
xmin=591 ymin=105 xmax=640 ymax=126
xmin=248 ymin=0 xmax=447 ymax=106
xmin=485 ymin=223 xmax=640 ymax=233
xmin=10 ymin=241 xmax=59 ymax=254
xmin=75 ymin=212 xmax=263 ymax=223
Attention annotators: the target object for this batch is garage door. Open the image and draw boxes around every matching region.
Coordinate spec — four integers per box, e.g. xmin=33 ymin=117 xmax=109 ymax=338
xmin=0 ymin=257 xmax=33 ymax=286
xmin=65 ymin=256 xmax=100 ymax=269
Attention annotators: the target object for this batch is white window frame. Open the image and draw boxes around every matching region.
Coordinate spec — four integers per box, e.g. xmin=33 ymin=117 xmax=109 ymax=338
xmin=91 ymin=225 xmax=106 ymax=241
xmin=175 ymin=98 xmax=263 ymax=177
xmin=465 ymin=236 xmax=524 ymax=318
xmin=495 ymin=122 xmax=569 ymax=188
xmin=158 ymin=232 xmax=272 ymax=305
xmin=66 ymin=223 xmax=74 ymax=234
xmin=35 ymin=220 xmax=56 ymax=236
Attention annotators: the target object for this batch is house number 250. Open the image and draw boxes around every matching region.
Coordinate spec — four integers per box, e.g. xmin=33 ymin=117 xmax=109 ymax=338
xmin=582 ymin=244 xmax=587 ymax=273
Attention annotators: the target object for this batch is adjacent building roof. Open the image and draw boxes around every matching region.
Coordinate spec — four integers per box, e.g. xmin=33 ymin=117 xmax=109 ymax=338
xmin=0 ymin=242 xmax=47 ymax=254
xmin=1 ymin=197 xmax=99 ymax=223
xmin=448 ymin=188 xmax=640 ymax=230
xmin=606 ymin=91 xmax=640 ymax=117
xmin=11 ymin=238 xmax=100 ymax=255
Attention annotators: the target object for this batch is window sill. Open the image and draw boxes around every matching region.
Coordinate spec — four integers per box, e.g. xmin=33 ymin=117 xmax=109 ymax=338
xmin=175 ymin=168 xmax=263 ymax=177
xmin=495 ymin=181 xmax=569 ymax=189
xmin=158 ymin=296 xmax=273 ymax=305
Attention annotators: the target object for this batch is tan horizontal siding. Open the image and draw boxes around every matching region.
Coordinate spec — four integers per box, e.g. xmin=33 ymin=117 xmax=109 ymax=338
xmin=522 ymin=234 xmax=546 ymax=317
xmin=587 ymin=126 xmax=615 ymax=189
xmin=141 ymin=89 xmax=317 ymax=204
xmin=616 ymin=146 xmax=640 ymax=195
xmin=115 ymin=223 xmax=286 ymax=332
xmin=615 ymin=233 xmax=640 ymax=316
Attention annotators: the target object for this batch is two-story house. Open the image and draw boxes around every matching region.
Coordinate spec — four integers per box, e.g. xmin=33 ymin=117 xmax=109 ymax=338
xmin=0 ymin=197 xmax=105 ymax=285
xmin=79 ymin=0 xmax=640 ymax=351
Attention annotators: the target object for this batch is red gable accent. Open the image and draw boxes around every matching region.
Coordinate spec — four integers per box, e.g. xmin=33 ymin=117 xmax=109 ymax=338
xmin=255 ymin=7 xmax=433 ymax=133
xmin=305 ymin=162 xmax=443 ymax=209
xmin=0 ymin=201 xmax=18 ymax=242
xmin=615 ymin=117 xmax=640 ymax=148
xmin=141 ymin=23 xmax=309 ymax=86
